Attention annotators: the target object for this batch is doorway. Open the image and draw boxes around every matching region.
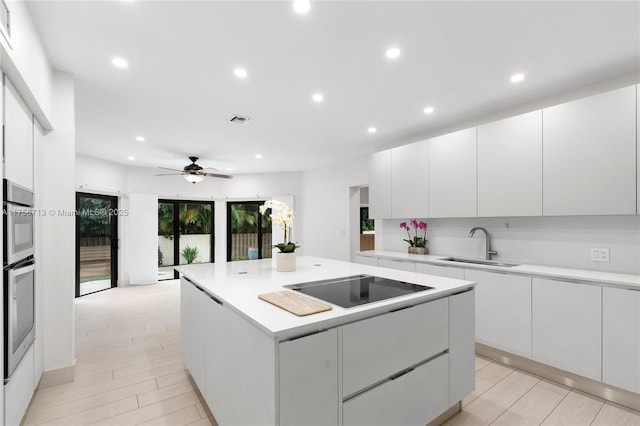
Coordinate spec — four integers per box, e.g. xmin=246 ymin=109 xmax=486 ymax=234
xmin=158 ymin=200 xmax=214 ymax=280
xmin=75 ymin=193 xmax=118 ymax=297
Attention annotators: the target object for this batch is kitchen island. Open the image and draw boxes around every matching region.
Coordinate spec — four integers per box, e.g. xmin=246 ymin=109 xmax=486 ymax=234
xmin=176 ymin=256 xmax=476 ymax=426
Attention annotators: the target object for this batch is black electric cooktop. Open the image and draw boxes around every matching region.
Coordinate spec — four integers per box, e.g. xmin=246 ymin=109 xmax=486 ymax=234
xmin=284 ymin=275 xmax=433 ymax=308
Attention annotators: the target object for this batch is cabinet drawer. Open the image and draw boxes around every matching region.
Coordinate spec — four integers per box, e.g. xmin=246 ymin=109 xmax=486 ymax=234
xmin=343 ymin=353 xmax=449 ymax=426
xmin=415 ymin=263 xmax=465 ymax=279
xmin=342 ymin=298 xmax=448 ymax=397
xmin=354 ymin=255 xmax=378 ymax=266
xmin=377 ymin=258 xmax=416 ymax=272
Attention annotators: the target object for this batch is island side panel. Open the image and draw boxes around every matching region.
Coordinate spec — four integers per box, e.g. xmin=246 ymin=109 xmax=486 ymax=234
xmin=449 ymin=289 xmax=476 ymax=406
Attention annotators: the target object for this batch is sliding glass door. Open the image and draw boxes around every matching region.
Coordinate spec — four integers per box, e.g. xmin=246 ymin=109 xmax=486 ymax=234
xmin=158 ymin=200 xmax=214 ymax=280
xmin=75 ymin=193 xmax=118 ymax=297
xmin=227 ymin=201 xmax=272 ymax=261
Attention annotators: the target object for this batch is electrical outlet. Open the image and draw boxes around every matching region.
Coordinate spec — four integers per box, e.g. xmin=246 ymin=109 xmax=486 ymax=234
xmin=591 ymin=248 xmax=610 ymax=262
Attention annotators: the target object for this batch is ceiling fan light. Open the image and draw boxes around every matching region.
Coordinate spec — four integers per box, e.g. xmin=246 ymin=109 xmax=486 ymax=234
xmin=184 ymin=174 xmax=205 ymax=184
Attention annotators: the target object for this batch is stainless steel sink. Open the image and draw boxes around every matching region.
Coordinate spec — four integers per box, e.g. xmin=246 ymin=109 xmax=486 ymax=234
xmin=440 ymin=257 xmax=520 ymax=267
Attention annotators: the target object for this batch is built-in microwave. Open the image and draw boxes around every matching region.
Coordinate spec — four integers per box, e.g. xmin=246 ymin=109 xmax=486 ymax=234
xmin=3 ymin=179 xmax=35 ymax=266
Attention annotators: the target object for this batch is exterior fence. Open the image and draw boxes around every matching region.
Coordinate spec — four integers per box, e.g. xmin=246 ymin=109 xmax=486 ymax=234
xmin=230 ymin=233 xmax=273 ymax=260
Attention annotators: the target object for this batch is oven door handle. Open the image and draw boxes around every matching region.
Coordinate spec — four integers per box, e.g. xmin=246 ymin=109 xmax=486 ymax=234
xmin=9 ymin=257 xmax=35 ymax=270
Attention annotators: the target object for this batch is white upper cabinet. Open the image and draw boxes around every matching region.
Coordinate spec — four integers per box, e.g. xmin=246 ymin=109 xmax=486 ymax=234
xmin=368 ymin=149 xmax=392 ymax=219
xmin=477 ymin=111 xmax=542 ymax=217
xmin=428 ymin=128 xmax=477 ymax=218
xmin=542 ymin=85 xmax=636 ymax=216
xmin=4 ymin=78 xmax=34 ymax=189
xmin=391 ymin=140 xmax=428 ymax=218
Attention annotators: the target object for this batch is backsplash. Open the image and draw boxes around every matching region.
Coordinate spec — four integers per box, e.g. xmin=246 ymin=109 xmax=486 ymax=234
xmin=376 ymin=215 xmax=640 ymax=275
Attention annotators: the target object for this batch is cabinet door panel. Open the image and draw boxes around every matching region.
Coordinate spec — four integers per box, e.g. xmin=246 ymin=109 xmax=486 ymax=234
xmin=532 ymin=278 xmax=601 ymax=381
xmin=342 ymin=298 xmax=448 ymax=397
xmin=369 ymin=150 xmax=392 ymax=219
xmin=478 ymin=111 xmax=542 ymax=217
xmin=428 ymin=128 xmax=477 ymax=218
xmin=391 ymin=141 xmax=428 ymax=218
xmin=180 ymin=279 xmax=192 ymax=370
xmin=377 ymin=258 xmax=416 ymax=272
xmin=203 ymin=294 xmax=224 ymax=415
xmin=279 ymin=329 xmax=339 ymax=426
xmin=467 ymin=270 xmax=532 ymax=358
xmin=415 ymin=263 xmax=465 ymax=279
xmin=3 ymin=79 xmax=34 ymax=189
xmin=602 ymin=287 xmax=640 ymax=393
xmin=354 ymin=255 xmax=378 ymax=266
xmin=449 ymin=290 xmax=475 ymax=406
xmin=543 ymin=86 xmax=636 ymax=215
xmin=343 ymin=353 xmax=449 ymax=426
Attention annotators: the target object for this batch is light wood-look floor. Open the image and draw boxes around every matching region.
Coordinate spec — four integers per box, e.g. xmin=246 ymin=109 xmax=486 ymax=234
xmin=22 ymin=280 xmax=640 ymax=426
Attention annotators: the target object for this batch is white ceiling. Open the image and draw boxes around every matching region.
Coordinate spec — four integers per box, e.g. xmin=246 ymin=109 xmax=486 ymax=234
xmin=27 ymin=1 xmax=640 ymax=174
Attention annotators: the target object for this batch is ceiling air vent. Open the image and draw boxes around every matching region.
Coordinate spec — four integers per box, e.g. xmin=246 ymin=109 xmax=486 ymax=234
xmin=228 ymin=114 xmax=253 ymax=124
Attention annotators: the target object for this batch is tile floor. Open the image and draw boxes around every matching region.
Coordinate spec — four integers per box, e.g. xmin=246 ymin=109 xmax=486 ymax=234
xmin=22 ymin=280 xmax=640 ymax=426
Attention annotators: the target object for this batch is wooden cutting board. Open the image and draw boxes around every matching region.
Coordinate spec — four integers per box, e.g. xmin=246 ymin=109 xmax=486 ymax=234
xmin=258 ymin=291 xmax=332 ymax=316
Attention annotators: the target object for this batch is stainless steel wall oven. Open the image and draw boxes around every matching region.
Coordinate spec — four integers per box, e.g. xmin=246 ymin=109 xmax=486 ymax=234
xmin=3 ymin=179 xmax=35 ymax=379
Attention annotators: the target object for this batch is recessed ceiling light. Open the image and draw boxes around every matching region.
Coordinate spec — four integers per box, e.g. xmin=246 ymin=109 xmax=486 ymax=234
xmin=135 ymin=136 xmax=145 ymax=142
xmin=293 ymin=0 xmax=310 ymax=14
xmin=112 ymin=57 xmax=128 ymax=69
xmin=234 ymin=68 xmax=248 ymax=78
xmin=312 ymin=93 xmax=324 ymax=103
xmin=423 ymin=106 xmax=435 ymax=114
xmin=510 ymin=73 xmax=525 ymax=83
xmin=226 ymin=167 xmax=233 ymax=171
xmin=255 ymin=154 xmax=262 ymax=159
xmin=386 ymin=47 xmax=401 ymax=59
xmin=368 ymin=127 xmax=377 ymax=134
xmin=127 ymin=156 xmax=135 ymax=161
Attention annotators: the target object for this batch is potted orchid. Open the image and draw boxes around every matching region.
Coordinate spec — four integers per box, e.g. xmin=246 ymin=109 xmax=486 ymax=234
xmin=259 ymin=200 xmax=299 ymax=271
xmin=400 ymin=219 xmax=428 ymax=254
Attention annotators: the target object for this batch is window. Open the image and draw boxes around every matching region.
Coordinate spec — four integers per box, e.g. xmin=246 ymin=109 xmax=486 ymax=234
xmin=227 ymin=201 xmax=272 ymax=261
xmin=360 ymin=207 xmax=375 ymax=234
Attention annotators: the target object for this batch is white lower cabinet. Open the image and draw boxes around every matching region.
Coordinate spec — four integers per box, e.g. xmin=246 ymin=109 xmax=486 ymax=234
xmin=602 ymin=287 xmax=640 ymax=393
xmin=532 ymin=278 xmax=602 ymax=381
xmin=467 ymin=270 xmax=532 ymax=358
xmin=343 ymin=353 xmax=449 ymax=426
xmin=4 ymin=346 xmax=34 ymax=426
xmin=342 ymin=298 xmax=448 ymax=397
xmin=354 ymin=254 xmax=378 ymax=266
xmin=377 ymin=258 xmax=416 ymax=272
xmin=415 ymin=263 xmax=465 ymax=279
xmin=279 ymin=329 xmax=339 ymax=425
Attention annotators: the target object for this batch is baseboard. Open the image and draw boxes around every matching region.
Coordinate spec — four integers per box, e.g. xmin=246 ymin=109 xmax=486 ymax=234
xmin=427 ymin=402 xmax=461 ymax=426
xmin=476 ymin=343 xmax=640 ymax=412
xmin=37 ymin=359 xmax=76 ymax=389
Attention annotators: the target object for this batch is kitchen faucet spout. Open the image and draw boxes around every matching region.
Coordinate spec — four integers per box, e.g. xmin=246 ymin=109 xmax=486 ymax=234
xmin=468 ymin=227 xmax=497 ymax=260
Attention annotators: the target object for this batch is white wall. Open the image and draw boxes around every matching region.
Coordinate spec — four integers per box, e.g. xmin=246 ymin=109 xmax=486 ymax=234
xmin=38 ymin=71 xmax=75 ymax=372
xmin=128 ymin=193 xmax=158 ymax=285
xmin=302 ymin=156 xmax=368 ymax=261
xmin=378 ymin=216 xmax=640 ymax=275
xmin=75 ymin=154 xmax=304 ymax=271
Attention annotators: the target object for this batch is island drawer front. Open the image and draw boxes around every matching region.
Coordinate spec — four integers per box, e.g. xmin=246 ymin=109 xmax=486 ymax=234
xmin=342 ymin=298 xmax=449 ymax=397
xmin=343 ymin=353 xmax=450 ymax=426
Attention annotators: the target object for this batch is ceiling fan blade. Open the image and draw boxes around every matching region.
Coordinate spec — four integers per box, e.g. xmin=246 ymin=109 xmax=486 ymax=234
xmin=155 ymin=173 xmax=184 ymax=176
xmin=202 ymin=172 xmax=234 ymax=179
xmin=158 ymin=166 xmax=184 ymax=172
xmin=201 ymin=167 xmax=219 ymax=173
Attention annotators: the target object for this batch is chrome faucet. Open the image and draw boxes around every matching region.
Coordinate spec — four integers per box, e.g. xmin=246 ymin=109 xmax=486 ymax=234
xmin=468 ymin=227 xmax=497 ymax=260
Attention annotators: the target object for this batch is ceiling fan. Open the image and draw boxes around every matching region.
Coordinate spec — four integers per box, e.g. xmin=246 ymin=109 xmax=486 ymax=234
xmin=156 ymin=156 xmax=233 ymax=183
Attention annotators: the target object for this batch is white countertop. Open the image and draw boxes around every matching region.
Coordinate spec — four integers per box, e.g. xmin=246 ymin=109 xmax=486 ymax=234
xmin=356 ymin=250 xmax=640 ymax=289
xmin=176 ymin=256 xmax=475 ymax=340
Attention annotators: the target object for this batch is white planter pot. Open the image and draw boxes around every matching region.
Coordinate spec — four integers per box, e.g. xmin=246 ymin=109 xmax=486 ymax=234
xmin=276 ymin=252 xmax=296 ymax=272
